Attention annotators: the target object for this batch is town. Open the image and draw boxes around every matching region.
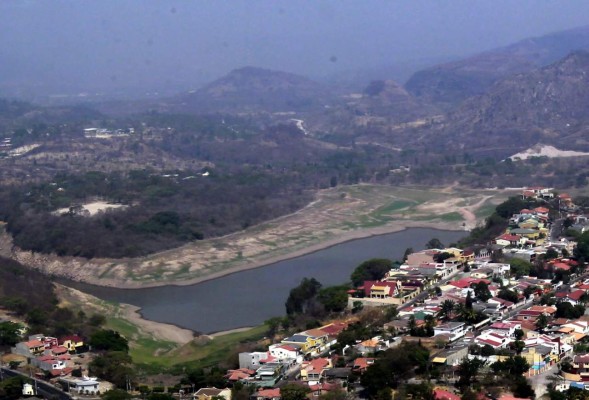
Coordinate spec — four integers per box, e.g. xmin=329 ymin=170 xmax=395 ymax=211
xmin=2 ymin=186 xmax=589 ymax=400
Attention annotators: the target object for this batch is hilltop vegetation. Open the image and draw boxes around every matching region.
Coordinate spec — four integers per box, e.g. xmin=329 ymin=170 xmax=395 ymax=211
xmin=0 ymin=169 xmax=312 ymax=258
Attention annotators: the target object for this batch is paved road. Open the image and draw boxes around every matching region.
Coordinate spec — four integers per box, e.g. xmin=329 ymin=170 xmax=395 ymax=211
xmin=529 ymin=363 xmax=558 ymax=399
xmin=0 ymin=367 xmax=73 ymax=400
xmin=550 ymin=219 xmax=564 ymax=242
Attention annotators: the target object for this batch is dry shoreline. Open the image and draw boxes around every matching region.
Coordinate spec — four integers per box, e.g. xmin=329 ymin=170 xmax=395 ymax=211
xmin=2 ymin=185 xmax=508 ymax=290
xmin=75 ymin=220 xmax=464 ymax=290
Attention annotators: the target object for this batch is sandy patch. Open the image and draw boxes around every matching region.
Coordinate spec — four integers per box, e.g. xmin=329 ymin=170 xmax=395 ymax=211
xmin=509 ymin=144 xmax=589 ymax=160
xmin=54 ymin=201 xmax=128 ymax=216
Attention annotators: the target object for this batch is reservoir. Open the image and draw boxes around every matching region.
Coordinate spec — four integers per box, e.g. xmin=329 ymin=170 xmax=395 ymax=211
xmin=65 ymin=228 xmax=466 ymax=333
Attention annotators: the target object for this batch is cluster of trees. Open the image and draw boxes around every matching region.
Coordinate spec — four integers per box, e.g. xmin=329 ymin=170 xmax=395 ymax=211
xmin=360 ymin=342 xmax=430 ymax=399
xmin=88 ymin=330 xmax=134 ymax=389
xmin=350 ymin=259 xmax=393 ymax=287
xmin=283 ymin=278 xmax=350 ymax=328
xmin=0 ymin=169 xmax=313 ymax=258
xmin=0 ymin=256 xmax=106 ymax=340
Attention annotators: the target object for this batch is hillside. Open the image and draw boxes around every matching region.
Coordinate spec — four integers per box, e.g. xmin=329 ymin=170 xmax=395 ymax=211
xmin=426 ymin=51 xmax=589 ymax=157
xmin=166 ymin=66 xmax=336 ymax=114
xmin=405 ymin=25 xmax=589 ymax=109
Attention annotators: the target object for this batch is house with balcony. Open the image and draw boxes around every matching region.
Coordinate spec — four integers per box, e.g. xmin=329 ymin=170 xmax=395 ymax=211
xmin=59 ymin=335 xmax=84 ymax=353
xmin=281 ymin=334 xmax=321 ymax=356
xmin=571 ymin=354 xmax=589 ymax=380
xmin=434 ymin=322 xmax=466 ymax=342
xmin=268 ymin=344 xmax=302 ymax=364
xmin=13 ymin=339 xmax=45 ymax=357
xmin=495 ymin=234 xmax=525 ymax=248
xmin=300 ymin=358 xmax=332 ymax=383
xmin=362 ymin=280 xmax=399 ymax=299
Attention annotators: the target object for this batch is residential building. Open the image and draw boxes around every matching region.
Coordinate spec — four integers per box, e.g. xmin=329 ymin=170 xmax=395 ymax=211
xmin=195 ymin=388 xmax=232 ymax=400
xmin=433 ymin=322 xmax=466 ymax=342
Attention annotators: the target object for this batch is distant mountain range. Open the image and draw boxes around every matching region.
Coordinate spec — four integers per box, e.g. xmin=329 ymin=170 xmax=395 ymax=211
xmin=424 ymin=51 xmax=589 ymax=156
xmin=166 ymin=66 xmax=336 ymax=114
xmin=405 ymin=25 xmax=589 ymax=109
xmin=8 ymin=24 xmax=589 ymax=163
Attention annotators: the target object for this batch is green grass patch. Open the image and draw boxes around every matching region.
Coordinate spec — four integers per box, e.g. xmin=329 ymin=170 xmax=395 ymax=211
xmin=166 ymin=325 xmax=268 ymax=370
xmin=105 ymin=317 xmax=140 ymax=338
xmin=374 ymin=200 xmax=414 ymax=215
xmin=439 ymin=212 xmax=463 ymax=222
xmin=475 ymin=203 xmax=498 ymax=220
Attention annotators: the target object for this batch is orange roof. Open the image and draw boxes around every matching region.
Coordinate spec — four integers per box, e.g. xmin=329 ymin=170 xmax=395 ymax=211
xmin=433 ymin=389 xmax=460 ymax=400
xmin=25 ymin=339 xmax=44 ymax=348
xmin=256 ymin=389 xmax=280 ymax=398
xmin=354 ymin=357 xmax=374 ymax=369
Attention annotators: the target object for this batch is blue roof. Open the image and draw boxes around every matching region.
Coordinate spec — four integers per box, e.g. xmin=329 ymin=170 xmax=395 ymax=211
xmin=283 ymin=334 xmax=309 ymax=343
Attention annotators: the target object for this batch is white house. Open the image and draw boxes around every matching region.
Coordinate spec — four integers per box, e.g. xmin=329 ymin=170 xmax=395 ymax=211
xmin=268 ymin=344 xmax=303 ymax=364
xmin=434 ymin=322 xmax=467 ymax=342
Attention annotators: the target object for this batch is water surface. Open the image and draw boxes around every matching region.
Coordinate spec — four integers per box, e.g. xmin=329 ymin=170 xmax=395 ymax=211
xmin=65 ymin=228 xmax=465 ymax=333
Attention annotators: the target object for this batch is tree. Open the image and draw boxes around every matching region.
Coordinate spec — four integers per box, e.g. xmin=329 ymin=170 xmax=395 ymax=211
xmin=434 ymin=252 xmax=453 ymax=263
xmin=574 ymin=231 xmax=589 ymax=263
xmin=509 ymin=258 xmax=532 ymax=278
xmin=280 ymin=383 xmax=311 ymax=400
xmin=480 ymin=344 xmax=495 ymax=357
xmin=535 ymin=314 xmax=549 ymax=332
xmin=456 ymin=357 xmax=485 ymax=388
xmin=438 ymin=300 xmax=455 ymax=320
xmin=512 ymin=340 xmax=525 ymax=355
xmin=402 ymin=247 xmax=414 ymax=262
xmin=285 ymin=277 xmax=322 ymax=315
xmin=511 ymin=375 xmax=535 ymax=399
xmin=498 ymin=288 xmax=519 ymax=304
xmin=361 ymin=343 xmax=430 ymax=397
xmin=556 ymin=302 xmax=586 ymax=319
xmin=351 ymin=259 xmax=393 ymax=287
xmin=523 ymin=285 xmax=538 ymax=299
xmin=0 ymin=376 xmax=27 ymax=400
xmin=264 ymin=317 xmax=283 ymax=338
xmin=404 ymin=383 xmax=435 ymax=400
xmin=101 ymin=389 xmax=132 ymax=400
xmin=473 ymin=282 xmax=492 ymax=302
xmin=0 ymin=321 xmax=22 ymax=346
xmin=384 ymin=305 xmax=399 ymax=321
xmin=425 ymin=238 xmax=444 ymax=249
xmin=465 ymin=292 xmax=473 ymax=310
xmin=408 ymin=315 xmax=417 ymax=334
xmin=545 ymin=248 xmax=559 ymax=260
xmin=89 ymin=351 xmax=134 ymax=389
xmin=318 ymin=285 xmax=349 ymax=313
xmin=90 ymin=329 xmax=129 ymax=352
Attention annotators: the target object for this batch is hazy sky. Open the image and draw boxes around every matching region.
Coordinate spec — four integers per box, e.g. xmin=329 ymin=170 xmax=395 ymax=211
xmin=2 ymin=0 xmax=589 ymax=97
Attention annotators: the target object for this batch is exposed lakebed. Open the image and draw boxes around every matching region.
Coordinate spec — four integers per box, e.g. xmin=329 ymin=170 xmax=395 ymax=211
xmin=63 ymin=228 xmax=466 ymax=333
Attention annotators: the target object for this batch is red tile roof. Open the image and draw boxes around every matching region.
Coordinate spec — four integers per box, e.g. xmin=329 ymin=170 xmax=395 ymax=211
xmin=553 ymin=262 xmax=571 ymax=271
xmin=60 ymin=335 xmax=83 ymax=343
xmin=449 ymin=277 xmax=490 ymax=289
xmin=497 ymin=234 xmax=521 ymax=242
xmin=256 ymin=388 xmax=280 ymax=399
xmin=362 ymin=280 xmax=398 ymax=297
xmin=433 ymin=389 xmax=460 ymax=400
